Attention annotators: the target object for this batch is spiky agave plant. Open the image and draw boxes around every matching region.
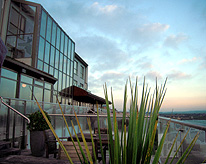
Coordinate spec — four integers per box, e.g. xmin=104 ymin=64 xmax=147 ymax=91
xmin=32 ymin=77 xmax=199 ymax=164
xmin=100 ymin=77 xmax=199 ymax=164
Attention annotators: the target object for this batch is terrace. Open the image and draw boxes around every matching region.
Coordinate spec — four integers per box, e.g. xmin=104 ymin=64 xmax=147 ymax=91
xmin=0 ymin=97 xmax=206 ymax=163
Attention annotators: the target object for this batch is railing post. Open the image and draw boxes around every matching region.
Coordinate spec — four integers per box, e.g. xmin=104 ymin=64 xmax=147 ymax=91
xmin=6 ymin=99 xmax=11 ymax=140
xmin=22 ymin=100 xmax=27 ymax=149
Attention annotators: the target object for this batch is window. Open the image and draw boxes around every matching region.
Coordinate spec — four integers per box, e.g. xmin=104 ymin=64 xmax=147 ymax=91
xmin=74 ymin=60 xmax=78 ymax=75
xmin=9 ymin=7 xmax=26 ymax=39
xmin=80 ymin=65 xmax=84 ymax=79
xmin=73 ymin=80 xmax=77 ymax=86
xmin=80 ymin=83 xmax=83 ymax=88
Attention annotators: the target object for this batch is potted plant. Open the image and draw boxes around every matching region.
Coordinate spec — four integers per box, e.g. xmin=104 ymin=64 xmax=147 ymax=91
xmin=27 ymin=110 xmax=51 ymax=157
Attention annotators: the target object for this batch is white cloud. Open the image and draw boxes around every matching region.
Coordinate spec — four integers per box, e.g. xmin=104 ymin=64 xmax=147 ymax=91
xmin=167 ymin=70 xmax=191 ymax=80
xmin=178 ymin=57 xmax=197 ymax=64
xmin=91 ymin=2 xmax=118 ymax=14
xmin=164 ymin=33 xmax=188 ymax=49
xmin=145 ymin=71 xmax=162 ymax=81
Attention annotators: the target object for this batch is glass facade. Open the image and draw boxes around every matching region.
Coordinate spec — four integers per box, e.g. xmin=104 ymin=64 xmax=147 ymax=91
xmin=1 ymin=1 xmax=77 ymax=104
xmin=6 ymin=2 xmax=36 ymax=66
xmin=37 ymin=9 xmax=74 ymax=103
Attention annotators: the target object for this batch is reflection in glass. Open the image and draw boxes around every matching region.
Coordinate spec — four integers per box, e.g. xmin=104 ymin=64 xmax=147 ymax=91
xmin=51 ymin=22 xmax=57 ymax=46
xmin=46 ymin=16 xmax=52 ymax=42
xmin=44 ymin=41 xmax=50 ymax=64
xmin=1 ymin=68 xmax=17 ymax=80
xmin=68 ymin=39 xmax=71 ymax=59
xmin=49 ymin=66 xmax=54 ymax=75
xmin=44 ymin=89 xmax=51 ymax=102
xmin=56 ymin=27 xmax=60 ymax=50
xmin=21 ymin=75 xmax=33 ymax=84
xmin=59 ymin=52 xmax=63 ymax=71
xmin=37 ymin=60 xmax=43 ymax=71
xmin=38 ymin=37 xmax=45 ymax=60
xmin=19 ymin=83 xmax=32 ymax=100
xmin=0 ymin=78 xmax=16 ymax=98
xmin=60 ymin=31 xmax=64 ymax=53
xmin=33 ymin=86 xmax=43 ymax=101
xmin=55 ymin=50 xmax=59 ymax=69
xmin=70 ymin=61 xmax=73 ymax=77
xmin=45 ymin=82 xmax=51 ymax=89
xmin=44 ymin=63 xmax=49 ymax=73
xmin=40 ymin=10 xmax=47 ymax=38
xmin=58 ymin=72 xmax=62 ymax=91
xmin=64 ymin=36 xmax=68 ymax=56
xmin=71 ymin=42 xmax=75 ymax=60
xmin=50 ymin=45 xmax=55 ymax=66
xmin=63 ymin=56 xmax=67 ymax=73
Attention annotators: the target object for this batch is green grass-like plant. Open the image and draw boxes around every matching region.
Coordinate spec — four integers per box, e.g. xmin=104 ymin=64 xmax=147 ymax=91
xmin=32 ymin=77 xmax=199 ymax=164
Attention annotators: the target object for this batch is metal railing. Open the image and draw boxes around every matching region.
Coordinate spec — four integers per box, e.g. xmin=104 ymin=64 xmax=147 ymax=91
xmin=0 ymin=96 xmax=30 ymax=124
xmin=0 ymin=97 xmax=205 ymax=162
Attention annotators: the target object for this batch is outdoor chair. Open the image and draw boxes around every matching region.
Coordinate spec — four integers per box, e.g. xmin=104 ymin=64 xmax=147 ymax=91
xmin=44 ymin=129 xmax=67 ymax=158
xmin=58 ymin=140 xmax=93 ymax=162
xmin=94 ymin=128 xmax=108 ymax=162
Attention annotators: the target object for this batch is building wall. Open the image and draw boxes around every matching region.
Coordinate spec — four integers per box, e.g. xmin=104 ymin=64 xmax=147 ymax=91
xmin=0 ymin=0 xmax=82 ymax=105
xmin=73 ymin=54 xmax=88 ymax=90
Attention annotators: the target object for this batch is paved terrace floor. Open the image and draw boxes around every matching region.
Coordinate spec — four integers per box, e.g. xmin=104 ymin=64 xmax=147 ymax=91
xmin=0 ymin=149 xmax=204 ymax=164
xmin=0 ymin=149 xmax=109 ymax=164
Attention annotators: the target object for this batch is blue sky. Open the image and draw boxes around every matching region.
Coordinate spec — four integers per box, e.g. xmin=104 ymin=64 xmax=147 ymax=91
xmin=30 ymin=0 xmax=206 ymax=111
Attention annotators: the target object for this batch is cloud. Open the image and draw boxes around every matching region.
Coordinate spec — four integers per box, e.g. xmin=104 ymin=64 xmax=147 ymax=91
xmin=166 ymin=70 xmax=191 ymax=80
xmin=164 ymin=33 xmax=188 ymax=49
xmin=178 ymin=57 xmax=197 ymax=64
xmin=91 ymin=2 xmax=118 ymax=14
xmin=145 ymin=71 xmax=162 ymax=81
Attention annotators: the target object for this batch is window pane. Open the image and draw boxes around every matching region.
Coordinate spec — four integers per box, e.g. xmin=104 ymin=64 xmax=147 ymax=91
xmin=44 ymin=41 xmax=50 ymax=64
xmin=37 ymin=60 xmax=43 ymax=70
xmin=34 ymin=80 xmax=43 ymax=86
xmin=60 ymin=31 xmax=64 ymax=53
xmin=63 ymin=56 xmax=67 ymax=74
xmin=50 ymin=46 xmax=55 ymax=67
xmin=38 ymin=37 xmax=45 ymax=60
xmin=58 ymin=72 xmax=62 ymax=90
xmin=74 ymin=60 xmax=78 ymax=75
xmin=33 ymin=86 xmax=43 ymax=101
xmin=70 ymin=61 xmax=73 ymax=77
xmin=21 ymin=75 xmax=33 ymax=84
xmin=67 ymin=58 xmax=71 ymax=75
xmin=56 ymin=27 xmax=60 ymax=50
xmin=68 ymin=39 xmax=71 ymax=59
xmin=64 ymin=36 xmax=68 ymax=56
xmin=20 ymin=83 xmax=32 ymax=100
xmin=1 ymin=68 xmax=17 ymax=80
xmin=46 ymin=16 xmax=52 ymax=42
xmin=10 ymin=8 xmax=19 ymax=27
xmin=0 ymin=78 xmax=16 ymax=98
xmin=62 ymin=74 xmax=66 ymax=89
xmin=44 ymin=89 xmax=51 ymax=102
xmin=51 ymin=22 xmax=57 ymax=46
xmin=71 ymin=42 xmax=75 ymax=60
xmin=40 ymin=10 xmax=47 ymax=38
xmin=55 ymin=50 xmax=59 ymax=69
xmin=44 ymin=63 xmax=49 ymax=73
xmin=45 ymin=83 xmax=51 ymax=89
xmin=59 ymin=52 xmax=63 ymax=72
xmin=49 ymin=66 xmax=54 ymax=75
xmin=54 ymin=69 xmax=58 ymax=79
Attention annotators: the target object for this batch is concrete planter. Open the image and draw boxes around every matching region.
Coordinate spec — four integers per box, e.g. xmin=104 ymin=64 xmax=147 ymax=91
xmin=30 ymin=131 xmax=45 ymax=157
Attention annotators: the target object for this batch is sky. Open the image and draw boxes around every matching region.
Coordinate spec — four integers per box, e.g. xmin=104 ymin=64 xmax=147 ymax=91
xmin=30 ymin=0 xmax=206 ymax=112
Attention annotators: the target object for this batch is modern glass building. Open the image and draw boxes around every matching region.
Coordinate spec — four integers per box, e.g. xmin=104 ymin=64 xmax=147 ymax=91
xmin=0 ymin=0 xmax=77 ymax=104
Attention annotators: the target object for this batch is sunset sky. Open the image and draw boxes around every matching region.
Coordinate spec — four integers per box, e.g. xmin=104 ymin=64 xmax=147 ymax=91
xmin=30 ymin=0 xmax=206 ymax=111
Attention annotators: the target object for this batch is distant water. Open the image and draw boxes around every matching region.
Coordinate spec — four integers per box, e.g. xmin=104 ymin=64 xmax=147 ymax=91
xmin=181 ymin=120 xmax=206 ymax=127
xmin=159 ymin=110 xmax=206 ymax=114
xmin=160 ymin=110 xmax=206 ymax=126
